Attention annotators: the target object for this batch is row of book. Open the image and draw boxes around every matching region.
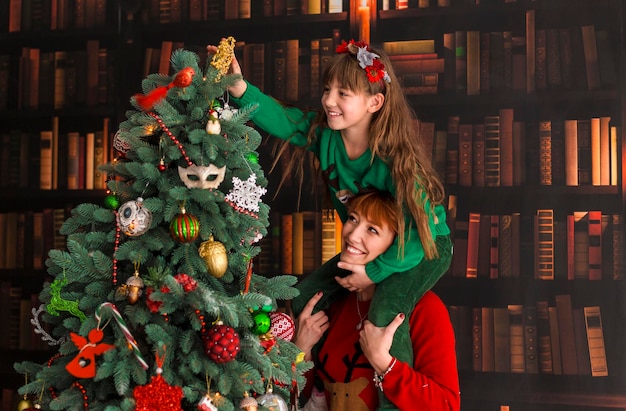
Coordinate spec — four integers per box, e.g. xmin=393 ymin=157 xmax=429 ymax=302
xmin=451 ymin=210 xmax=624 ymax=281
xmin=382 ymin=0 xmax=525 ymax=9
xmin=137 ymin=0 xmax=345 ymax=24
xmin=446 ymin=21 xmax=617 ymax=96
xmin=0 ymin=117 xmax=111 ymax=191
xmin=0 ymin=208 xmax=68 ymax=271
xmin=0 ymin=41 xmax=115 ymax=112
xmin=430 ymin=111 xmax=619 ymax=188
xmin=5 ymin=0 xmax=110 ymax=33
xmin=0 ymin=281 xmax=51 ymax=351
xmin=255 ymin=209 xmax=343 ymax=276
xmin=449 ymin=295 xmax=608 ymax=377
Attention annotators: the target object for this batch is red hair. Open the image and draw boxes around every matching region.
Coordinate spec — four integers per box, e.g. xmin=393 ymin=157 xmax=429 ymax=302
xmin=346 ymin=191 xmax=399 ymax=237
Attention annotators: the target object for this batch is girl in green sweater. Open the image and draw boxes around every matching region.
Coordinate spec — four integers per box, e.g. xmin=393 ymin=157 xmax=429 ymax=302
xmin=207 ymin=39 xmax=452 ymax=371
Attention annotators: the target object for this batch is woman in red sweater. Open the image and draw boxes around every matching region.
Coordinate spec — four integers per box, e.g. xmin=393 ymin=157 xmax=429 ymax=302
xmin=294 ymin=190 xmax=460 ymax=411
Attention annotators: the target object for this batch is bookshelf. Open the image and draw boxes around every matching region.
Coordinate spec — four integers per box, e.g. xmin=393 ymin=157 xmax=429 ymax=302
xmin=371 ymin=1 xmax=626 ymax=410
xmin=1 ymin=0 xmax=625 ymax=410
xmin=0 ymin=1 xmax=123 ymax=408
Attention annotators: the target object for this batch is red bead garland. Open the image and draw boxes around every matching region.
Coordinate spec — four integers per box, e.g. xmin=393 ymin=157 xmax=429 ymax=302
xmin=148 ymin=112 xmax=193 ymax=166
xmin=112 ymin=211 xmax=121 ymax=286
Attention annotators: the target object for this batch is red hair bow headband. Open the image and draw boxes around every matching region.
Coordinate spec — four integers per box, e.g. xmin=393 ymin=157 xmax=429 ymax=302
xmin=336 ymin=40 xmax=391 ymax=84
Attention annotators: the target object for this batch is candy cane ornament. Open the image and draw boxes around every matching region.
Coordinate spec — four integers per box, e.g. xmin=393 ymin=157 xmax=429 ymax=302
xmin=95 ymin=302 xmax=149 ymax=370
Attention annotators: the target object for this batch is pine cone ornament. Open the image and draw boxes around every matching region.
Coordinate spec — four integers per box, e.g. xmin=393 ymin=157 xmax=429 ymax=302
xmin=203 ymin=321 xmax=240 ymax=363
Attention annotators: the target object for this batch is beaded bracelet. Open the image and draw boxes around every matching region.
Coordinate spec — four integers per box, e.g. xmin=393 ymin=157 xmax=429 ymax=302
xmin=373 ymin=357 xmax=397 ymax=392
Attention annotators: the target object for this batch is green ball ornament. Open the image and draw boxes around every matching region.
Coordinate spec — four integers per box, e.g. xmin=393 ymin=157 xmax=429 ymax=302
xmin=246 ymin=153 xmax=259 ymax=164
xmin=251 ymin=310 xmax=271 ymax=335
xmin=104 ymin=194 xmax=121 ymax=210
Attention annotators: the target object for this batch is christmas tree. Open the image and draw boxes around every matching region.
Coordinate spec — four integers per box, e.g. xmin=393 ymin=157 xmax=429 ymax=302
xmin=15 ymin=37 xmax=309 ymax=411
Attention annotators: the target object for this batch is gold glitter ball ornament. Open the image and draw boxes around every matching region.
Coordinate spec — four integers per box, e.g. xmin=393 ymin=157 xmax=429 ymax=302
xmin=198 ymin=235 xmax=228 ymax=278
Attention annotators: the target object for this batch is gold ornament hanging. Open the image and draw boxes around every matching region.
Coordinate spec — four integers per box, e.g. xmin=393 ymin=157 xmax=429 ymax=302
xmin=210 ymin=36 xmax=237 ymax=82
xmin=117 ymin=263 xmax=145 ymax=304
xmin=198 ymin=235 xmax=228 ymax=278
xmin=17 ymin=395 xmax=34 ymax=411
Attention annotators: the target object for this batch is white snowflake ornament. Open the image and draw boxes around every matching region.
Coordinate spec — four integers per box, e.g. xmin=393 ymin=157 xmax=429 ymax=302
xmin=224 ymin=173 xmax=267 ymax=217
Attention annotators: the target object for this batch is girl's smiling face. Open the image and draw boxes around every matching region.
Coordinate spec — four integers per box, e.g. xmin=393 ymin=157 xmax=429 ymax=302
xmin=321 ymin=79 xmax=379 ymax=133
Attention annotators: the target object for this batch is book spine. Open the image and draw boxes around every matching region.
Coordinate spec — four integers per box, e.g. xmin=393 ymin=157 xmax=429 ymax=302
xmin=583 ymin=306 xmax=609 ymax=376
xmin=481 ymin=306 xmax=495 ymax=372
xmin=458 ymin=123 xmax=473 ymax=187
xmin=498 ymin=214 xmax=512 ymax=278
xmin=535 ymin=28 xmax=547 ymax=91
xmin=512 ymin=121 xmax=525 ymax=186
xmin=523 ymin=306 xmax=539 ymax=374
xmin=493 ymin=307 xmax=511 ymax=373
xmin=555 ymin=294 xmax=578 ymax=375
xmin=455 ymin=30 xmax=467 ymax=95
xmin=577 ymin=119 xmax=592 ymax=185
xmin=525 ymin=10 xmax=535 ymax=93
xmin=538 ymin=120 xmax=552 ymax=186
xmin=472 ymin=307 xmax=482 ymax=372
xmin=599 ymin=117 xmax=611 ymax=185
xmin=39 ymin=130 xmax=53 ymax=190
xmin=484 ymin=115 xmax=500 ymax=187
xmin=573 ymin=308 xmax=592 ymax=375
xmin=508 ymin=304 xmax=525 ymax=373
xmin=550 ymin=119 xmax=565 ymax=186
xmin=489 ymin=215 xmax=499 ymax=279
xmin=573 ymin=211 xmax=590 ymax=279
xmin=498 ymin=108 xmax=514 ymax=187
xmin=534 ymin=209 xmax=554 ymax=280
xmin=472 ymin=123 xmax=485 ymax=187
xmin=451 ymin=217 xmax=468 ymax=278
xmin=292 ymin=212 xmax=303 ymax=275
xmin=612 ymin=214 xmax=624 ymax=280
xmin=536 ymin=301 xmax=553 ymax=374
xmin=466 ymin=212 xmax=480 ymax=279
xmin=466 ymin=30 xmax=480 ymax=96
xmin=588 ymin=210 xmax=602 ymax=280
xmin=445 ymin=116 xmax=459 ymax=185
xmin=477 ymin=31 xmax=490 ymax=95
xmin=581 ymin=25 xmax=601 ymax=90
xmin=591 ymin=117 xmax=601 ymax=185
xmin=564 ymin=119 xmax=578 ymax=186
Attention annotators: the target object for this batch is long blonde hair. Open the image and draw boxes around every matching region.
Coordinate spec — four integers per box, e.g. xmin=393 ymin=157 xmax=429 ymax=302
xmin=272 ymin=45 xmax=446 ymax=259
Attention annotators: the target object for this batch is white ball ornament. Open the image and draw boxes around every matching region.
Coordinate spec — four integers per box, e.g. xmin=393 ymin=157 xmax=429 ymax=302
xmin=256 ymin=386 xmax=288 ymax=411
xmin=117 ymin=197 xmax=153 ymax=236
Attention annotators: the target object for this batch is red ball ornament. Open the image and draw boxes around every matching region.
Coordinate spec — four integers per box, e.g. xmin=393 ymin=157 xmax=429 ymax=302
xmin=170 ymin=211 xmax=200 ymax=243
xmin=203 ymin=322 xmax=240 ymax=363
xmin=158 ymin=159 xmax=167 ymax=172
xmin=270 ymin=312 xmax=295 ymax=342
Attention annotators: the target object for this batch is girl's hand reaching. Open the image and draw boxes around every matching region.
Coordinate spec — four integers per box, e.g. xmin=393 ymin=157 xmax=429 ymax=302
xmin=206 ymin=41 xmax=247 ymax=98
xmin=335 ymin=261 xmax=375 ymax=292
